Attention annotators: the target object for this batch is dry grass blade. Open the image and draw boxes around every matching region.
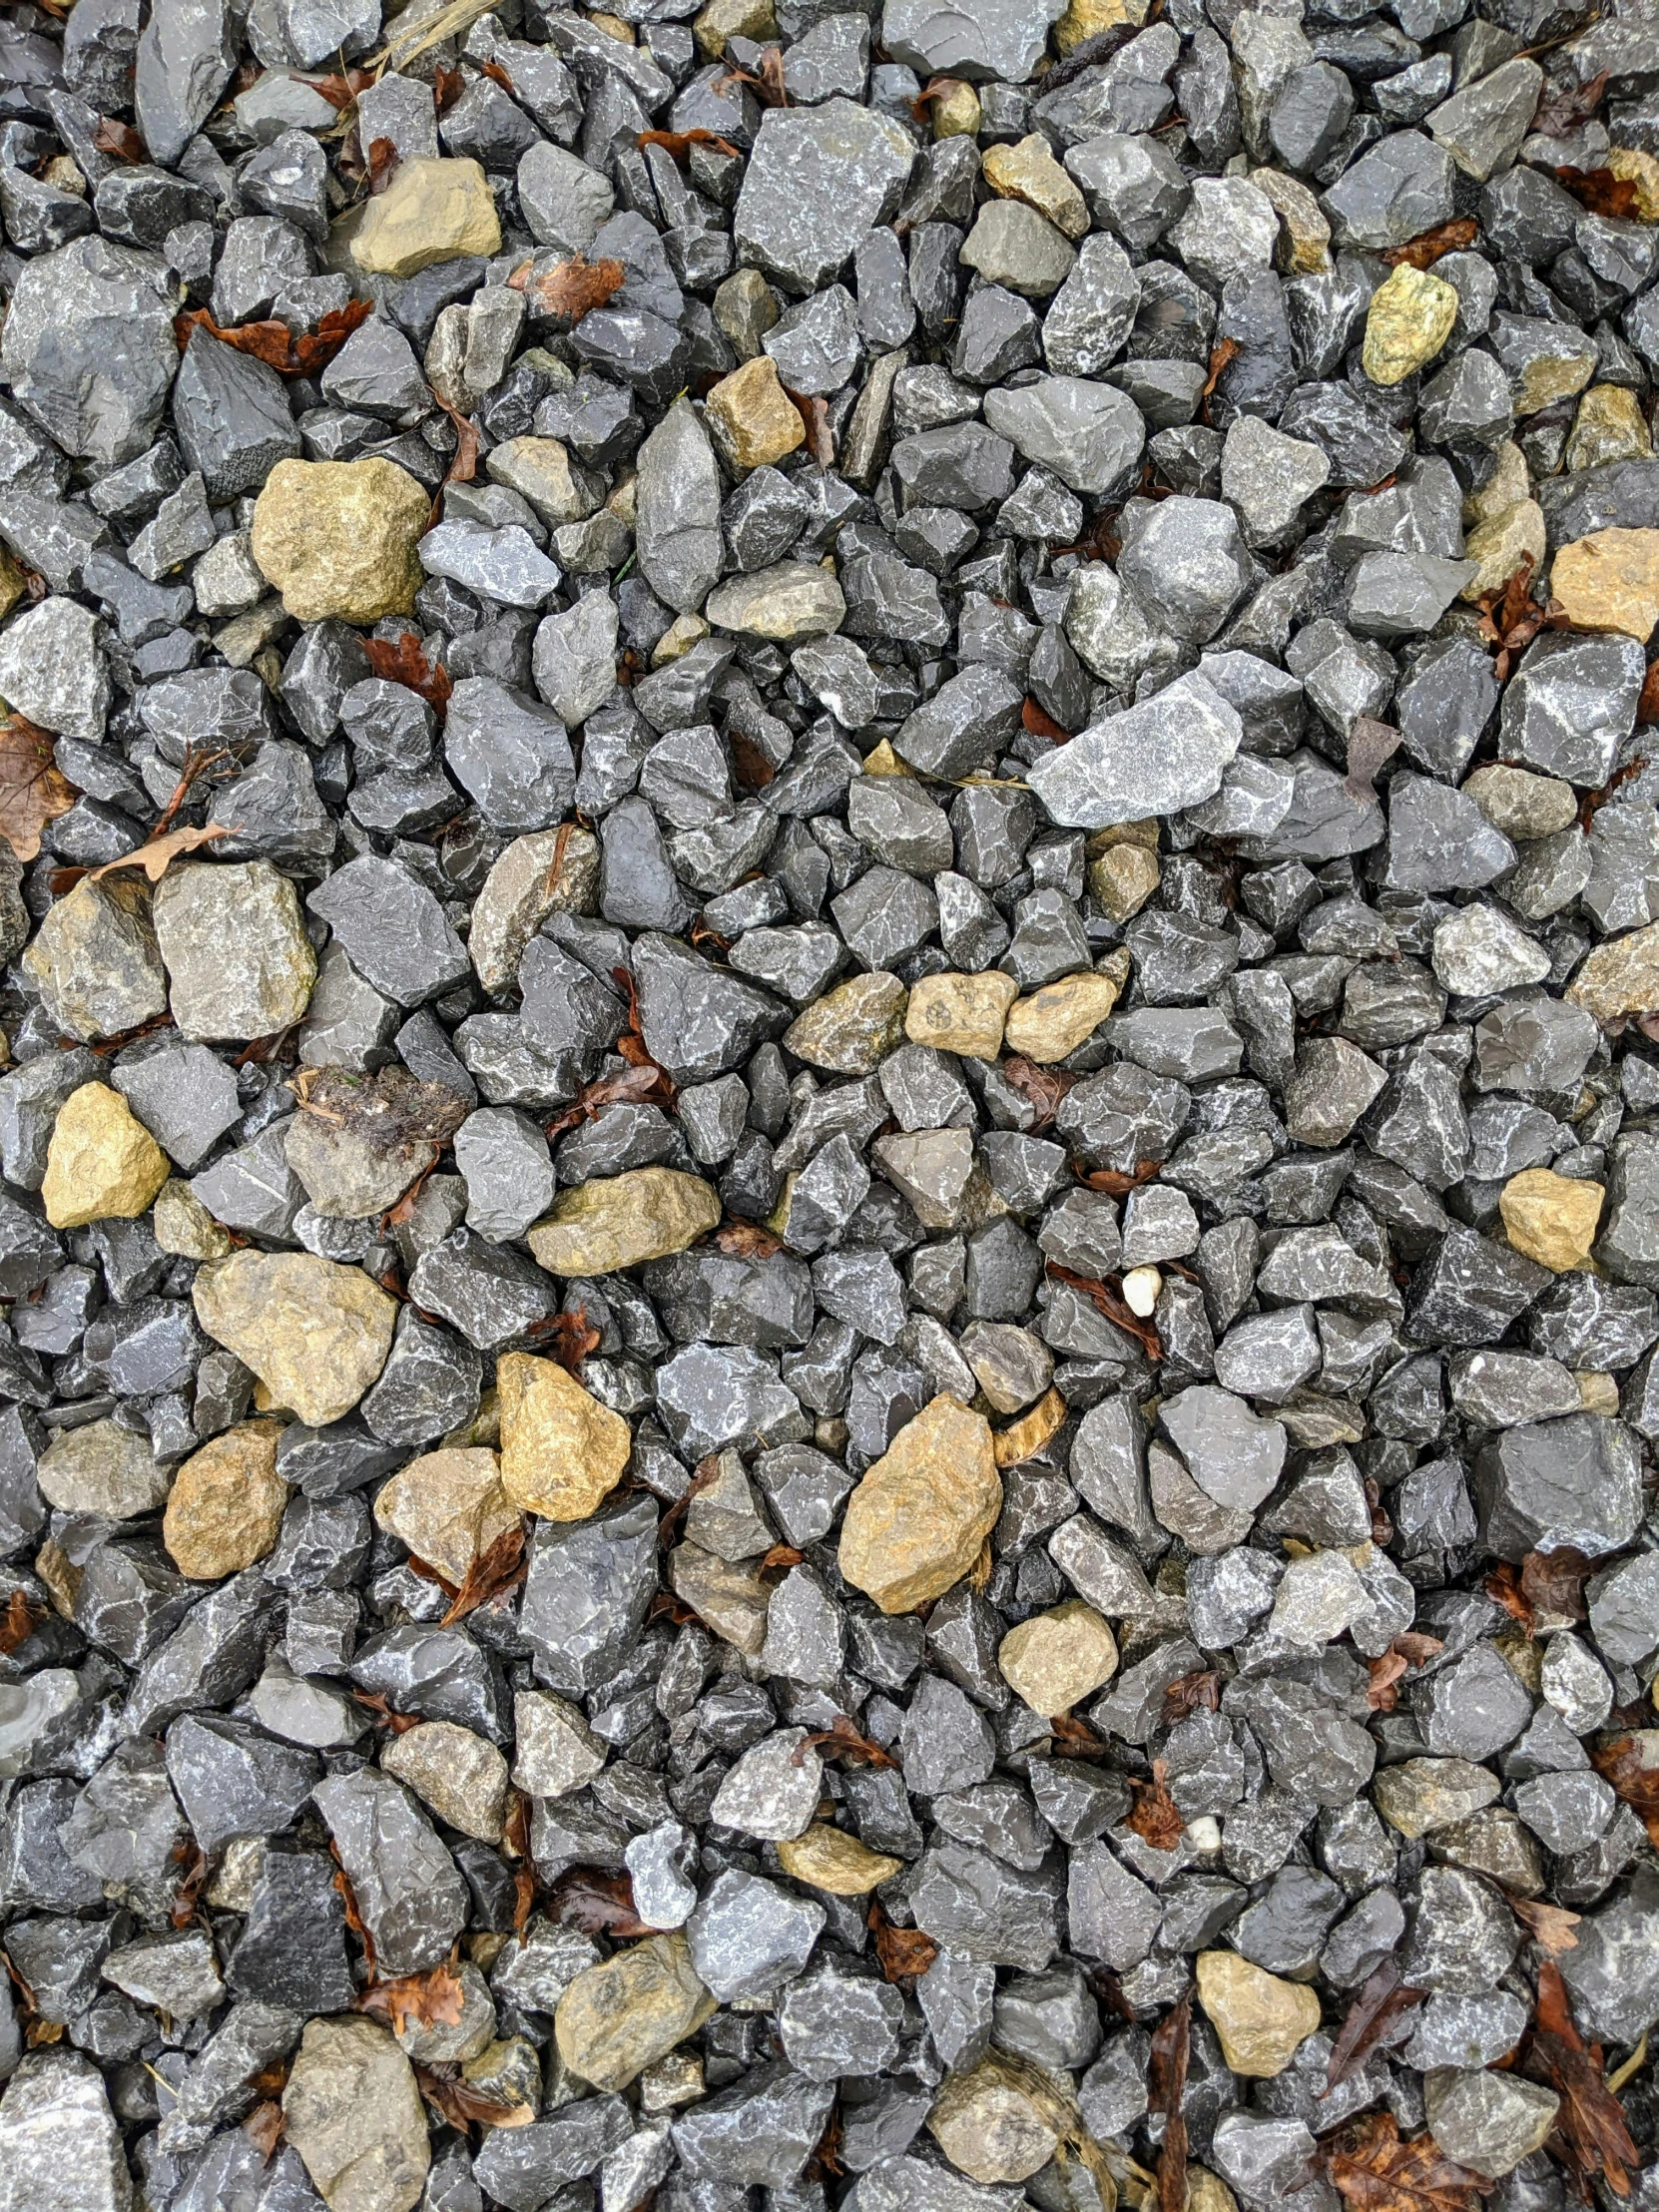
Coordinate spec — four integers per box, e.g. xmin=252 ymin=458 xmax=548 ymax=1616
xmin=1326 ymin=1960 xmax=1424 ymax=2093
xmin=0 ymin=715 xmax=77 ymax=863
xmin=1150 ymin=1990 xmax=1192 ymax=2212
xmin=372 ymin=0 xmax=496 ymax=76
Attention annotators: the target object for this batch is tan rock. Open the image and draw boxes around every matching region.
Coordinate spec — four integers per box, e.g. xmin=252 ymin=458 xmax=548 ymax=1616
xmin=694 ymin=0 xmax=778 ymax=55
xmin=652 ymin=614 xmax=710 ymax=665
xmin=983 ymin=135 xmax=1090 ymax=241
xmin=1373 ymin=1757 xmax=1502 ymax=1840
xmin=670 ymin=1540 xmax=769 ymax=1653
xmin=1188 ymin=2170 xmax=1240 ymax=2212
xmin=37 ymin=1416 xmax=172 ymax=1518
xmin=372 ymin=1446 xmax=519 ymax=1586
xmin=1568 ymin=919 xmax=1659 ymax=1019
xmin=1056 ymin=0 xmax=1148 ymax=46
xmin=152 ymin=859 xmax=316 ymax=1043
xmin=1551 ymin=527 xmax=1659 ymax=640
xmin=152 ymin=1177 xmax=233 ymax=1259
xmin=351 ymin=156 xmax=501 ymax=278
xmin=283 ymin=2014 xmax=430 ymax=2212
xmin=1362 ymin=264 xmax=1458 ymax=386
xmin=497 ymin=1351 xmax=632 ymax=1520
xmin=904 ymin=970 xmax=1019 ymax=1059
xmin=554 ymin=1932 xmax=717 ymax=2092
xmin=930 ymin=78 xmax=981 ymax=138
xmin=512 ymin=1688 xmax=607 ymax=1798
xmin=164 ymin=1421 xmax=287 ymax=1579
xmin=1499 ymin=1167 xmax=1603 ymax=1273
xmin=528 ymin=1165 xmax=721 ymax=1276
xmin=705 ymin=356 xmax=806 ymax=471
xmin=776 ymin=1824 xmax=904 ymax=1894
xmin=252 ymin=457 xmax=430 ymax=627
xmin=839 ymin=1395 xmax=1002 ymax=1615
xmin=1576 ymin=1369 xmax=1620 ymax=1416
xmin=998 ymin=1600 xmax=1119 ymax=1715
xmin=382 ymin=1721 xmax=509 ymax=1843
xmin=21 ymin=875 xmax=167 ymax=1043
xmin=1607 ymin=146 xmax=1659 ymax=221
xmin=785 ymin=971 xmax=907 ymax=1073
xmin=1462 ymin=764 xmax=1577 ymax=840
xmin=1002 ymin=956 xmax=1130 ymax=1063
xmin=1464 ymin=441 xmax=1530 ymax=528
xmin=40 ymin=1081 xmax=169 ymax=1229
xmin=1089 ymin=841 xmax=1161 ymax=921
xmin=1252 ymin=167 xmax=1332 ymax=274
xmin=468 ymin=827 xmax=598 ymax=994
xmin=1196 ymin=1950 xmax=1322 ymax=2077
xmin=704 ymin=560 xmax=845 ymax=642
xmin=193 ymin=1250 xmax=396 ymax=1427
xmin=486 ymin=436 xmax=602 ymax=527
xmin=1566 ymin=384 xmax=1653 ymax=474
xmin=1460 ymin=497 xmax=1546 ymax=602
xmin=929 ymin=2054 xmax=1062 ymax=2185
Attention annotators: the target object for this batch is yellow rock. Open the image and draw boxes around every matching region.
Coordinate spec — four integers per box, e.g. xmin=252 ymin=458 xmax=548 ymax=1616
xmin=693 ymin=0 xmax=778 ymax=56
xmin=1464 ymin=440 xmax=1529 ymax=528
xmin=785 ymin=971 xmax=908 ymax=1074
xmin=373 ymin=1446 xmax=520 ymax=1585
xmin=1252 ymin=167 xmax=1332 ymax=274
xmin=983 ymin=135 xmax=1090 ymax=240
xmin=555 ymin=1933 xmax=717 ymax=2092
xmin=164 ymin=1421 xmax=288 ymax=1579
xmin=1196 ymin=1950 xmax=1322 ymax=2077
xmin=1002 ymin=956 xmax=1130 ymax=1063
xmin=1462 ymin=763 xmax=1576 ymax=840
xmin=40 ymin=1081 xmax=169 ymax=1230
xmin=1460 ymin=498 xmax=1546 ymax=602
xmin=486 ymin=436 xmax=603 ymax=527
xmin=1089 ymin=841 xmax=1161 ymax=921
xmin=1362 ymin=264 xmax=1458 ymax=387
xmin=776 ymin=1825 xmax=904 ymax=1894
xmin=1551 ymin=527 xmax=1659 ymax=641
xmin=351 ymin=156 xmax=501 ymax=277
xmin=652 ymin=614 xmax=710 ymax=665
xmin=839 ymin=1394 xmax=1002 ymax=1614
xmin=1566 ymin=384 xmax=1652 ymax=474
xmin=193 ymin=1250 xmax=396 ymax=1427
xmin=528 ymin=1165 xmax=721 ymax=1276
xmin=1056 ymin=0 xmax=1148 ymax=47
xmin=861 ymin=739 xmax=911 ymax=776
xmin=1577 ymin=1371 xmax=1620 ymax=1415
xmin=497 ymin=1351 xmax=632 ymax=1520
xmin=1188 ymin=2171 xmax=1240 ymax=2212
xmin=705 ymin=355 xmax=806 ymax=472
xmin=252 ymin=457 xmax=430 ymax=626
xmin=931 ymin=79 xmax=982 ymax=139
xmin=904 ymin=970 xmax=1020 ymax=1059
xmin=152 ymin=1178 xmax=233 ymax=1260
xmin=998 ymin=1600 xmax=1119 ymax=1714
xmin=1607 ymin=146 xmax=1659 ymax=222
xmin=1499 ymin=1167 xmax=1604 ymax=1273
xmin=1568 ymin=919 xmax=1659 ymax=1019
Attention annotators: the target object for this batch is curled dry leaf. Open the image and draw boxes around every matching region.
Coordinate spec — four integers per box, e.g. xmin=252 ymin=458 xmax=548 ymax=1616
xmin=1326 ymin=1959 xmax=1424 ymax=2093
xmin=1590 ymin=1737 xmax=1659 ymax=1849
xmin=89 ymin=824 xmax=235 ymax=884
xmin=0 ymin=1588 xmax=39 ymax=1657
xmin=1161 ymin=1670 xmax=1222 ymax=1725
xmin=1553 ymin=166 xmax=1639 ymax=219
xmin=1524 ymin=1957 xmax=1638 ymax=2196
xmin=867 ymin=1902 xmax=936 ymax=1982
xmin=1022 ymin=696 xmax=1073 ymax=743
xmin=637 ymin=127 xmax=741 ymax=162
xmin=1125 ymin=1760 xmax=1185 ymax=1852
xmin=170 ymin=1842 xmax=212 ymax=1931
xmin=93 ymin=115 xmax=146 ymax=162
xmin=363 ymin=630 xmax=453 ymax=716
xmin=545 ymin=1058 xmax=677 ymax=1141
xmin=1518 ymin=1545 xmax=1593 ymax=1621
xmin=175 ymin=297 xmax=374 ymax=376
xmin=548 ymin=1866 xmax=654 ymax=1939
xmin=296 ymin=66 xmax=373 ymax=109
xmin=1324 ymin=2111 xmax=1492 ymax=2212
xmin=415 ymin=2062 xmax=535 ymax=2133
xmin=1073 ymin=1155 xmax=1163 ymax=1196
xmin=525 ymin=252 xmax=628 ymax=328
xmin=0 ymin=715 xmax=77 ymax=863
xmin=1507 ymin=1896 xmax=1580 ymax=1955
xmin=521 ymin=1307 xmax=603 ymax=1378
xmin=1381 ymin=218 xmax=1479 ymax=269
xmin=1046 ymin=1261 xmax=1163 ymax=1362
xmin=355 ymin=1961 xmax=469 ymax=2037
xmin=796 ymin=1712 xmax=898 ymax=1770
xmin=1638 ymin=658 xmax=1659 ymax=727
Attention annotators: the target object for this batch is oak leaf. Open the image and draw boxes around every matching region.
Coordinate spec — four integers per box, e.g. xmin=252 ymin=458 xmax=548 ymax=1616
xmin=1325 ymin=2111 xmax=1491 ymax=2212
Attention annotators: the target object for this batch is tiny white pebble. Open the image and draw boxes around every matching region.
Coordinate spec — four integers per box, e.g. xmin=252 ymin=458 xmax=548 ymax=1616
xmin=1121 ymin=1265 xmax=1162 ymax=1318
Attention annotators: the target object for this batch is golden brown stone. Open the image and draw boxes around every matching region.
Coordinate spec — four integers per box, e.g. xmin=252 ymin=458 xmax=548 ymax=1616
xmin=381 ymin=1721 xmax=510 ymax=1844
xmin=1056 ymin=0 xmax=1148 ymax=46
xmin=372 ymin=1447 xmax=519 ymax=1585
xmin=1252 ymin=167 xmax=1332 ymax=274
xmin=904 ymin=970 xmax=1020 ymax=1059
xmin=497 ymin=1351 xmax=632 ymax=1520
xmin=555 ymin=1934 xmax=717 ymax=2092
xmin=1362 ymin=264 xmax=1458 ymax=386
xmin=928 ymin=2055 xmax=1062 ymax=2185
xmin=1196 ymin=1950 xmax=1322 ymax=2077
xmin=1460 ymin=497 xmax=1546 ymax=602
xmin=1566 ymin=384 xmax=1652 ymax=474
xmin=998 ymin=1600 xmax=1119 ymax=1714
xmin=351 ymin=157 xmax=501 ymax=277
xmin=528 ymin=1166 xmax=722 ymax=1276
xmin=1607 ymin=146 xmax=1659 ymax=221
xmin=785 ymin=971 xmax=908 ymax=1074
xmin=40 ymin=1081 xmax=169 ymax=1230
xmin=705 ymin=355 xmax=806 ymax=471
xmin=776 ymin=1825 xmax=904 ymax=1894
xmin=1568 ymin=919 xmax=1659 ymax=1019
xmin=983 ymin=135 xmax=1090 ymax=240
xmin=193 ymin=1250 xmax=396 ymax=1427
xmin=1002 ymin=956 xmax=1130 ymax=1063
xmin=1551 ymin=527 xmax=1659 ymax=641
xmin=164 ymin=1421 xmax=287 ymax=1579
xmin=1089 ymin=841 xmax=1161 ymax=921
xmin=252 ymin=458 xmax=430 ymax=626
xmin=839 ymin=1395 xmax=1002 ymax=1615
xmin=1499 ymin=1167 xmax=1604 ymax=1273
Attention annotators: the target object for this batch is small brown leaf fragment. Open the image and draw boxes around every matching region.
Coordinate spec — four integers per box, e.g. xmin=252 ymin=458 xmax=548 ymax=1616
xmin=434 ymin=1521 xmax=527 ymax=1628
xmin=1022 ymin=696 xmax=1072 ymax=743
xmin=244 ymin=2101 xmax=285 ymax=2162
xmin=330 ymin=1848 xmax=377 ymax=1979
xmin=1150 ymin=1990 xmax=1192 ymax=2212
xmin=797 ymin=1713 xmax=898 ymax=1770
xmin=350 ymin=1688 xmax=422 ymax=1736
xmin=1525 ymin=1958 xmax=1639 ymax=2196
xmin=1484 ymin=1560 xmax=1534 ymax=1635
xmin=608 ymin=964 xmax=678 ymax=1096
xmin=1000 ymin=1054 xmax=1075 ymax=1129
xmin=1073 ymin=1156 xmax=1163 ymax=1196
xmin=0 ymin=1589 xmax=38 ymax=1657
xmin=429 ymin=392 xmax=481 ymax=491
xmin=356 ymin=1962 xmax=469 ymax=2037
xmin=1161 ymin=1670 xmax=1222 ymax=1725
xmin=1046 ymin=1261 xmax=1163 ymax=1362
xmin=1366 ymin=1649 xmax=1411 ymax=1713
xmin=1381 ymin=217 xmax=1479 ymax=270
xmin=1324 ymin=2110 xmax=1492 ymax=2212
xmin=637 ymin=128 xmax=742 ymax=162
xmin=520 ymin=1308 xmax=602 ymax=1378
xmin=1200 ymin=335 xmax=1241 ymax=422
xmin=1554 ymin=165 xmax=1639 ymax=219
xmin=1518 ymin=1545 xmax=1593 ymax=1621
xmin=414 ymin=2063 xmax=534 ymax=2134
xmin=1507 ymin=1896 xmax=1580 ymax=1955
xmin=1326 ymin=1960 xmax=1425 ymax=2094
xmin=479 ymin=58 xmax=515 ymax=94
xmin=89 ymin=823 xmax=236 ymax=884
xmin=532 ymin=252 xmax=629 ymax=328
xmin=1591 ymin=1737 xmax=1659 ymax=1850
xmin=1530 ymin=67 xmax=1607 ymax=139
xmin=366 ymin=134 xmax=398 ymax=193
xmin=1051 ymin=1712 xmax=1108 ymax=1759
xmin=432 ymin=62 xmax=464 ymax=114
xmin=544 ymin=1057 xmax=676 ymax=1140
xmin=714 ymin=1220 xmax=787 ymax=1260
xmin=867 ymin=1902 xmax=936 ymax=1982
xmin=288 ymin=1064 xmax=468 ymax=1148
xmin=296 ymin=67 xmax=372 ymax=109
xmin=548 ymin=1866 xmax=654 ymax=1939
xmin=170 ymin=1843 xmax=212 ymax=1931
xmin=93 ymin=115 xmax=146 ymax=162
xmin=782 ymin=385 xmax=834 ymax=469
xmin=1638 ymin=658 xmax=1659 ymax=727
xmin=0 ymin=715 xmax=77 ymax=864
xmin=1126 ymin=1759 xmax=1185 ymax=1852
xmin=362 ymin=630 xmax=453 ymax=716
xmin=760 ymin=1542 xmax=806 ymax=1574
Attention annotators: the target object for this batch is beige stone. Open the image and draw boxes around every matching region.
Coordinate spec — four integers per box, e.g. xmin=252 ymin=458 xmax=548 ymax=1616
xmin=1196 ymin=1950 xmax=1322 ymax=2077
xmin=904 ymin=970 xmax=1019 ymax=1059
xmin=776 ymin=1824 xmax=904 ymax=1894
xmin=1252 ymin=167 xmax=1332 ymax=274
xmin=1089 ymin=841 xmax=1161 ymax=921
xmin=1499 ymin=1167 xmax=1604 ymax=1273
xmin=382 ymin=1721 xmax=510 ymax=1844
xmin=693 ymin=0 xmax=778 ymax=55
xmin=670 ymin=1540 xmax=770 ymax=1654
xmin=1056 ymin=0 xmax=1148 ymax=47
xmin=486 ymin=437 xmax=603 ymax=527
xmin=1576 ymin=1370 xmax=1620 ymax=1416
xmin=1460 ymin=498 xmax=1546 ymax=602
xmin=554 ymin=1933 xmax=717 ymax=2092
xmin=38 ymin=1416 xmax=172 ymax=1518
xmin=705 ymin=356 xmax=806 ymax=471
xmin=931 ymin=78 xmax=981 ymax=138
xmin=497 ymin=1351 xmax=632 ymax=1520
xmin=929 ymin=2055 xmax=1062 ymax=2185
xmin=652 ymin=614 xmax=710 ymax=665
xmin=1566 ymin=384 xmax=1653 ymax=474
xmin=351 ymin=156 xmax=501 ymax=278
xmin=512 ymin=1688 xmax=607 ymax=1798
xmin=1003 ymin=957 xmax=1130 ymax=1063
xmin=153 ymin=859 xmax=316 ymax=1043
xmin=1362 ymin=264 xmax=1458 ymax=387
xmin=252 ymin=458 xmax=430 ymax=626
xmin=164 ymin=1421 xmax=287 ymax=1579
xmin=1607 ymin=146 xmax=1659 ymax=221
xmin=983 ymin=135 xmax=1090 ymax=241
xmin=468 ymin=827 xmax=598 ymax=994
xmin=528 ymin=1165 xmax=721 ymax=1276
xmin=1551 ymin=527 xmax=1659 ymax=640
xmin=193 ymin=1250 xmax=396 ymax=1427
xmin=998 ymin=1600 xmax=1119 ymax=1715
xmin=1568 ymin=919 xmax=1659 ymax=1019
xmin=1462 ymin=764 xmax=1576 ymax=841
xmin=786 ymin=971 xmax=908 ymax=1073
xmin=283 ymin=2014 xmax=430 ymax=2212
xmin=40 ymin=1081 xmax=169 ymax=1229
xmin=839 ymin=1395 xmax=1002 ymax=1615
xmin=373 ymin=1446 xmax=519 ymax=1586
xmin=20 ymin=875 xmax=167 ymax=1044
xmin=153 ymin=1177 xmax=233 ymax=1259
xmin=1465 ymin=440 xmax=1530 ymax=528
xmin=1373 ymin=1758 xmax=1502 ymax=1840
xmin=704 ymin=560 xmax=845 ymax=642
xmin=1188 ymin=2171 xmax=1240 ymax=2212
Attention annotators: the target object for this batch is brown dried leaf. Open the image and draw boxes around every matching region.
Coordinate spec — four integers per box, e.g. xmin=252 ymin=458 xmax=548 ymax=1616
xmin=1530 ymin=67 xmax=1608 ymax=139
xmin=89 ymin=823 xmax=235 ymax=884
xmin=1554 ymin=165 xmax=1639 ymax=219
xmin=1508 ymin=1896 xmax=1580 ymax=1955
xmin=363 ymin=630 xmax=453 ymax=716
xmin=0 ymin=1589 xmax=38 ymax=1657
xmin=415 ymin=2063 xmax=534 ymax=2134
xmin=479 ymin=58 xmax=515 ymax=94
xmin=609 ymin=964 xmax=677 ymax=1096
xmin=867 ymin=1902 xmax=936 ymax=1982
xmin=349 ymin=1688 xmax=422 ymax=1736
xmin=1046 ymin=1261 xmax=1162 ymax=1362
xmin=1518 ymin=1545 xmax=1593 ymax=1621
xmin=170 ymin=1842 xmax=212 ymax=1931
xmin=1381 ymin=218 xmax=1479 ymax=270
xmin=1326 ymin=1960 xmax=1425 ymax=2093
xmin=176 ymin=297 xmax=374 ymax=377
xmin=1325 ymin=2111 xmax=1491 ymax=2212
xmin=436 ymin=1521 xmax=527 ymax=1627
xmin=1126 ymin=1759 xmax=1185 ymax=1852
xmin=432 ymin=63 xmax=464 ymax=114
xmin=366 ymin=134 xmax=399 ymax=192
xmin=1073 ymin=1156 xmax=1163 ymax=1196
xmin=1484 ymin=1560 xmax=1534 ymax=1636
xmin=520 ymin=1307 xmax=602 ymax=1378
xmin=356 ymin=1962 xmax=469 ymax=2037
xmin=637 ymin=127 xmax=741 ymax=162
xmin=93 ymin=115 xmax=146 ymax=162
xmin=1526 ymin=1957 xmax=1638 ymax=2196
xmin=544 ymin=1057 xmax=677 ymax=1140
xmin=760 ymin=1542 xmax=805 ymax=1573
xmin=715 ymin=1220 xmax=787 ymax=1259
xmin=799 ymin=1713 xmax=898 ymax=1770
xmin=1022 ymin=696 xmax=1073 ymax=743
xmin=1366 ymin=1650 xmax=1411 ymax=1713
xmin=244 ymin=2101 xmax=285 ymax=2161
xmin=1161 ymin=1670 xmax=1222 ymax=1725
xmin=548 ymin=1866 xmax=654 ymax=1939
xmin=1638 ymin=659 xmax=1659 ymax=727
xmin=296 ymin=67 xmax=372 ymax=109
xmin=1150 ymin=1990 xmax=1192 ymax=2212
xmin=0 ymin=715 xmax=77 ymax=864
xmin=532 ymin=252 xmax=628 ymax=328
xmin=330 ymin=1848 xmax=378 ymax=1979
xmin=1001 ymin=1054 xmax=1075 ymax=1129
xmin=1591 ymin=1737 xmax=1659 ymax=1850
xmin=1200 ymin=335 xmax=1241 ymax=422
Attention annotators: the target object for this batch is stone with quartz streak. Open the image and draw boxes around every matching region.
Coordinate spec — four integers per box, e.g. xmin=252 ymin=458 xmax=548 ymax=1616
xmin=838 ymin=1395 xmax=1002 ymax=1613
xmin=0 ymin=2050 xmax=133 ymax=2212
xmin=192 ymin=1250 xmax=396 ymax=1426
xmin=1026 ymin=675 xmax=1244 ymax=829
xmin=497 ymin=1350 xmax=633 ymax=1520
